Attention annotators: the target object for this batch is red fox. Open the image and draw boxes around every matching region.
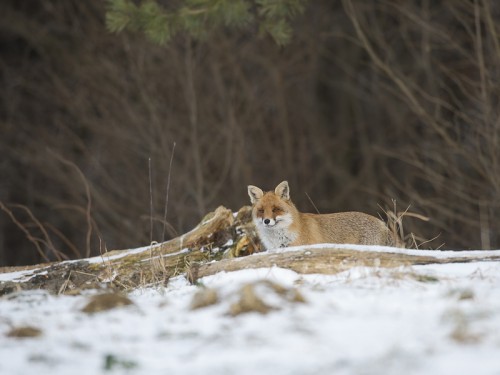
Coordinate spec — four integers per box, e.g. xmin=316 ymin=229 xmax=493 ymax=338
xmin=248 ymin=181 xmax=396 ymax=250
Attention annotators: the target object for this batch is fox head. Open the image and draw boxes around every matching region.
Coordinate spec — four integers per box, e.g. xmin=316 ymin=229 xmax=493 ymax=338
xmin=247 ymin=181 xmax=296 ymax=229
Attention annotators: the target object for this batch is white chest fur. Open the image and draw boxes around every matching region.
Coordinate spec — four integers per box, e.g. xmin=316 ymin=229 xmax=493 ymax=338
xmin=256 ymin=225 xmax=297 ymax=250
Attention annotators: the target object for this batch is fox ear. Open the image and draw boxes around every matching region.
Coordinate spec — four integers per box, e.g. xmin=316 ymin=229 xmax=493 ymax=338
xmin=248 ymin=185 xmax=263 ymax=204
xmin=275 ymin=181 xmax=290 ymax=200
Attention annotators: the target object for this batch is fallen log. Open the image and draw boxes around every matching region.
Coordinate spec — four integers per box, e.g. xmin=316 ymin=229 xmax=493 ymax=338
xmin=191 ymin=246 xmax=500 ymax=281
xmin=1 ymin=205 xmax=499 ymax=295
xmin=0 ymin=206 xmax=259 ymax=294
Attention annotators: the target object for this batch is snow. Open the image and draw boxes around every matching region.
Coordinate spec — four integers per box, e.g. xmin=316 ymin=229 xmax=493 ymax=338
xmin=267 ymin=242 xmax=500 ymax=259
xmin=1 ymin=246 xmax=500 ymax=374
xmin=0 ymin=269 xmax=39 ymax=282
xmin=85 ymin=242 xmax=170 ymax=264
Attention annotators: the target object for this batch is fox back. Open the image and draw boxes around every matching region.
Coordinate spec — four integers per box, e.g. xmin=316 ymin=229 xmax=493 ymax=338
xmin=248 ymin=181 xmax=396 ymax=250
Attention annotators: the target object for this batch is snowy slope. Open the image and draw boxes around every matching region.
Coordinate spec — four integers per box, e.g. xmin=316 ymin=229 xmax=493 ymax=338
xmin=1 ymin=247 xmax=500 ymax=375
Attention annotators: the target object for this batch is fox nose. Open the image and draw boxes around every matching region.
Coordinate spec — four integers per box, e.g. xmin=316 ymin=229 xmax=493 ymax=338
xmin=264 ymin=218 xmax=271 ymax=225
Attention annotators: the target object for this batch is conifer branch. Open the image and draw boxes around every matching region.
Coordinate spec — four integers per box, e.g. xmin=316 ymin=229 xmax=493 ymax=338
xmin=105 ymin=0 xmax=308 ymax=46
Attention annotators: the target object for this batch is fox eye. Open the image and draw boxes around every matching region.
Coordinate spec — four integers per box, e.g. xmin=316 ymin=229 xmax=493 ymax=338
xmin=257 ymin=208 xmax=264 ymax=214
xmin=272 ymin=207 xmax=281 ymax=213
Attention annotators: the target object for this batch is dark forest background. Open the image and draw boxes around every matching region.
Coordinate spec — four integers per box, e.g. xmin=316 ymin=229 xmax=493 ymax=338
xmin=1 ymin=0 xmax=499 ymax=266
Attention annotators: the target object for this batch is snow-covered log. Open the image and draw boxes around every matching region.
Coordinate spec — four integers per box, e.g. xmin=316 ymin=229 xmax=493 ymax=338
xmin=1 ymin=205 xmax=500 ymax=295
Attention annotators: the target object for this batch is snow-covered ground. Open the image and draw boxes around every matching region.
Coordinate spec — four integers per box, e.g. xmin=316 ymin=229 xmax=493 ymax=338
xmin=1 ymin=247 xmax=500 ymax=375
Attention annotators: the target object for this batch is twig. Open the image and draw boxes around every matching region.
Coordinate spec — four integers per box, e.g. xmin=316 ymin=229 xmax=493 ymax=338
xmin=162 ymin=142 xmax=176 ymax=243
xmin=58 ymin=271 xmax=72 ymax=295
xmin=149 ymin=157 xmax=154 ymax=244
xmin=305 ymin=191 xmax=320 ymax=214
xmin=10 ymin=204 xmax=66 ymax=261
xmin=44 ymin=223 xmax=80 ymax=259
xmin=48 ymin=150 xmax=93 ymax=258
xmin=0 ymin=201 xmax=50 ymax=263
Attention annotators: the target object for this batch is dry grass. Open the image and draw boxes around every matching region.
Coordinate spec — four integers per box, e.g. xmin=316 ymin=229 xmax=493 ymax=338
xmin=81 ymin=293 xmax=134 ymax=314
xmin=379 ymin=200 xmax=439 ymax=249
xmin=7 ymin=326 xmax=43 ymax=339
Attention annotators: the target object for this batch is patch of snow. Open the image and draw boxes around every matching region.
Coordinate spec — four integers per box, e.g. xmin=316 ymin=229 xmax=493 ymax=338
xmin=0 ymin=269 xmax=36 ymax=282
xmin=222 ymin=238 xmax=234 ymax=247
xmin=267 ymin=243 xmax=500 ymax=259
xmin=2 ymin=252 xmax=500 ymax=374
xmin=0 ymin=269 xmax=47 ymax=283
xmin=86 ymin=242 xmax=166 ymax=264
